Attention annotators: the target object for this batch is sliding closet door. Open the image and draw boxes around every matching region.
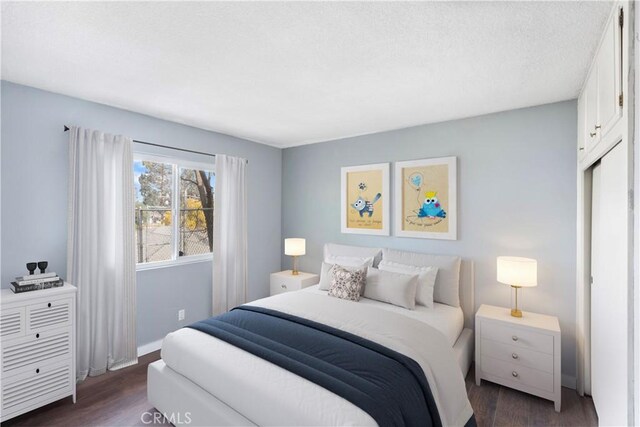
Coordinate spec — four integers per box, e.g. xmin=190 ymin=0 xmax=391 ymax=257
xmin=590 ymin=142 xmax=628 ymax=426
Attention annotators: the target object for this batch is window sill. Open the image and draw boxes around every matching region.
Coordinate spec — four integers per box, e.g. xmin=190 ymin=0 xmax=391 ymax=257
xmin=136 ymin=254 xmax=213 ymax=271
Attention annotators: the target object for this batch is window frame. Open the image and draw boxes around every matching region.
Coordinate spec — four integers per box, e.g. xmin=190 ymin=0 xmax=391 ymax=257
xmin=134 ymin=152 xmax=215 ymax=271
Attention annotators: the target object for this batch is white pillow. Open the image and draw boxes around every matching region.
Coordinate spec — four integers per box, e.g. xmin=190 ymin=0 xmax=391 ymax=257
xmin=364 ymin=267 xmax=418 ymax=310
xmin=381 ymin=249 xmax=461 ymax=307
xmin=325 ymin=255 xmax=374 ymax=268
xmin=324 ymin=243 xmax=383 ymax=267
xmin=318 ymin=262 xmax=334 ymax=290
xmin=378 ymin=260 xmax=438 ymax=308
xmin=318 ymin=261 xmax=371 ymax=291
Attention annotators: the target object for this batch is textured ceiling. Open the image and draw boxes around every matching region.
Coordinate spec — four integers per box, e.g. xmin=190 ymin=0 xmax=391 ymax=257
xmin=2 ymin=1 xmax=612 ymax=148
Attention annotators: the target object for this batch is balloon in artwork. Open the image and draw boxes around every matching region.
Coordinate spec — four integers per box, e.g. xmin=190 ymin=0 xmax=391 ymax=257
xmin=408 ymin=172 xmax=423 ymax=190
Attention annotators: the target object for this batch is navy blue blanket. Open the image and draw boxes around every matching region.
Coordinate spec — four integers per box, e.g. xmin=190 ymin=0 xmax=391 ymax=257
xmin=188 ymin=305 xmax=449 ymax=427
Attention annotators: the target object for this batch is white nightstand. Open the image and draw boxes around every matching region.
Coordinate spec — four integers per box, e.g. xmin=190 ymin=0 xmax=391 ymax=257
xmin=475 ymin=304 xmax=561 ymax=412
xmin=270 ymin=271 xmax=319 ymax=296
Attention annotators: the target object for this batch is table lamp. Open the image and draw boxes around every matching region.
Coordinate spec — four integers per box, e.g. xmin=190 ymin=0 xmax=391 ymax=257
xmin=284 ymin=238 xmax=306 ymax=276
xmin=497 ymin=256 xmax=537 ymax=318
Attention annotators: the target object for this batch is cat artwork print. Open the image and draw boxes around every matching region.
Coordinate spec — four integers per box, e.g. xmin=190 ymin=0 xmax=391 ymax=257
xmin=341 ymin=163 xmax=389 ymax=235
xmin=351 ymin=182 xmax=381 ymax=218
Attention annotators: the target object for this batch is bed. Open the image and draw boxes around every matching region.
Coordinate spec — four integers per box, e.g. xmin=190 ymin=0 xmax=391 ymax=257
xmin=148 ymin=245 xmax=475 ymax=426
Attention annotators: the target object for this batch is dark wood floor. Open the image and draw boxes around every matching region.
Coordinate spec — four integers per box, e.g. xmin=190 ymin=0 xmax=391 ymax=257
xmin=2 ymin=351 xmax=168 ymax=427
xmin=4 ymin=352 xmax=598 ymax=427
xmin=465 ymin=366 xmax=598 ymax=427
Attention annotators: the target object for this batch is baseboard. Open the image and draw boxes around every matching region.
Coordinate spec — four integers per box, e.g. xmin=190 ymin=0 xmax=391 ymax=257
xmin=137 ymin=339 xmax=163 ymax=357
xmin=562 ymin=374 xmax=577 ymax=389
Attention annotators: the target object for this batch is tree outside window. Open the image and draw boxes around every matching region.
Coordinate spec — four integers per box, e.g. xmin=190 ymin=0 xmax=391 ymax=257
xmin=134 ymin=158 xmax=214 ymax=265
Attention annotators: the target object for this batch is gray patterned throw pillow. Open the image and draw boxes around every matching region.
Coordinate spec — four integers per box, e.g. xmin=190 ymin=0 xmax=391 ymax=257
xmin=328 ymin=265 xmax=366 ymax=302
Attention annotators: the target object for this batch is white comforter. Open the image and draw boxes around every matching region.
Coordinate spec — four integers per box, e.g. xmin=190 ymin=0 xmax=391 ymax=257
xmin=303 ymin=285 xmax=464 ymax=347
xmin=161 ymin=290 xmax=474 ymax=426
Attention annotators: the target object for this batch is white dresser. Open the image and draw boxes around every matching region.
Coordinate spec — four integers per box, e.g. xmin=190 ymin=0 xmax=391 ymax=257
xmin=270 ymin=271 xmax=319 ymax=296
xmin=0 ymin=284 xmax=77 ymax=422
xmin=475 ymin=304 xmax=561 ymax=412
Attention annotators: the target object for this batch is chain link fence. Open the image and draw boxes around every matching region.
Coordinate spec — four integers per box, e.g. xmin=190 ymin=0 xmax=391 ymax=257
xmin=135 ymin=208 xmax=213 ymax=263
xmin=179 ymin=207 xmax=213 ymax=257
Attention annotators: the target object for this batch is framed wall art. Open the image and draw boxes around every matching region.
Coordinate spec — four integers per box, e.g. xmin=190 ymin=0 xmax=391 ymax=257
xmin=341 ymin=163 xmax=390 ymax=235
xmin=394 ymin=156 xmax=457 ymax=240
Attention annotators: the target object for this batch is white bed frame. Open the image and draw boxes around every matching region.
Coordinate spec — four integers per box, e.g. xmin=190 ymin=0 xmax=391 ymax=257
xmin=147 ymin=256 xmax=475 ymax=426
xmin=456 ymin=259 xmax=475 ymax=379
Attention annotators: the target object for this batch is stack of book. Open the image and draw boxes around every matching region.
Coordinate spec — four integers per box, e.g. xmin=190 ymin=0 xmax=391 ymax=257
xmin=10 ymin=273 xmax=64 ymax=293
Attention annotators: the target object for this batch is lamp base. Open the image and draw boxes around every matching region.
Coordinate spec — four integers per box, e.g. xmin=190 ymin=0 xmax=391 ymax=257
xmin=291 ymin=255 xmax=299 ymax=275
xmin=291 ymin=270 xmax=299 ymax=276
xmin=510 ymin=285 xmax=523 ymax=317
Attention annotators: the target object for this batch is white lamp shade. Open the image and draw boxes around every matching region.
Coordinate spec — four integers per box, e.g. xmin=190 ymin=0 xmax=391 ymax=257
xmin=284 ymin=238 xmax=306 ymax=256
xmin=497 ymin=256 xmax=537 ymax=287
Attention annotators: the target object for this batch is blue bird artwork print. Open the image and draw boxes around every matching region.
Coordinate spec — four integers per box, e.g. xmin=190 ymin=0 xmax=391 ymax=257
xmin=418 ymin=191 xmax=447 ymax=219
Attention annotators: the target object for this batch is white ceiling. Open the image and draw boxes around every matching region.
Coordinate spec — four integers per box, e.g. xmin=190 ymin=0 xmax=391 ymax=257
xmin=2 ymin=1 xmax=612 ymax=148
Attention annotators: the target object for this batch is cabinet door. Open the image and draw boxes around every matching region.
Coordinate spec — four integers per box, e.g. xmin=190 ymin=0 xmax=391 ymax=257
xmin=577 ymin=93 xmax=587 ymax=159
xmin=596 ymin=9 xmax=621 ymax=140
xmin=584 ymin=69 xmax=599 ymax=151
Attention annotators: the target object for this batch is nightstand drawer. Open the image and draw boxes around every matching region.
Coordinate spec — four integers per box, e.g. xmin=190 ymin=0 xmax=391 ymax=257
xmin=482 ymin=321 xmax=553 ymax=354
xmin=270 ymin=280 xmax=300 ymax=295
xmin=269 ymin=271 xmax=319 ymax=296
xmin=481 ymin=339 xmax=553 ymax=373
xmin=482 ymin=355 xmax=554 ymax=392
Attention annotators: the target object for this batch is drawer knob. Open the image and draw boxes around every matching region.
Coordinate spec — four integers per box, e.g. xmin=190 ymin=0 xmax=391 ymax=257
xmin=281 ymin=284 xmax=287 ymax=289
xmin=36 ymin=368 xmax=40 ymax=374
xmin=47 ymin=303 xmax=52 ymax=308
xmin=36 ymin=333 xmax=40 ymax=339
xmin=512 ymin=335 xmax=518 ymax=342
xmin=512 ymin=353 xmax=519 ymax=359
xmin=512 ymin=371 xmax=518 ymax=378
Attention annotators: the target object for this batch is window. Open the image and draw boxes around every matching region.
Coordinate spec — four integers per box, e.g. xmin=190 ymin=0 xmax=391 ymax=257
xmin=134 ymin=155 xmax=215 ymax=268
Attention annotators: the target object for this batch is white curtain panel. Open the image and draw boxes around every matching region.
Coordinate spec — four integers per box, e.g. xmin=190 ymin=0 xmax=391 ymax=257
xmin=67 ymin=127 xmax=137 ymax=380
xmin=213 ymin=154 xmax=248 ymax=315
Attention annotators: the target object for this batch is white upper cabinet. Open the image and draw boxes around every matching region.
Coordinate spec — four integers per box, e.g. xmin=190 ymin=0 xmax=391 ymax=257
xmin=577 ymin=4 xmax=623 ymax=162
xmin=596 ymin=10 xmax=622 ymax=138
xmin=577 ymin=93 xmax=586 ymax=160
xmin=584 ymin=69 xmax=599 ymax=152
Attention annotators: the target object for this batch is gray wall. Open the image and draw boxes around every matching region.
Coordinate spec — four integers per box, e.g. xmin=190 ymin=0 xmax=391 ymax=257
xmin=282 ymin=101 xmax=578 ymax=383
xmin=1 ymin=81 xmax=577 ymax=381
xmin=1 ymin=81 xmax=282 ymax=347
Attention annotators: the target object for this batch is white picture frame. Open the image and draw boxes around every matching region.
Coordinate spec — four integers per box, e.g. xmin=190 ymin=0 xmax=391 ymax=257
xmin=341 ymin=163 xmax=390 ymax=235
xmin=394 ymin=156 xmax=457 ymax=240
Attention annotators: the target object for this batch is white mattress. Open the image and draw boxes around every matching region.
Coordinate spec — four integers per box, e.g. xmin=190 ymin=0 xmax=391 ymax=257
xmin=303 ymin=284 xmax=464 ymax=347
xmin=161 ymin=290 xmax=473 ymax=426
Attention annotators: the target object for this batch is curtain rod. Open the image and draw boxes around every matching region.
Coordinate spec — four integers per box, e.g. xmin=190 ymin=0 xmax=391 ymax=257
xmin=64 ymin=125 xmax=247 ymax=163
